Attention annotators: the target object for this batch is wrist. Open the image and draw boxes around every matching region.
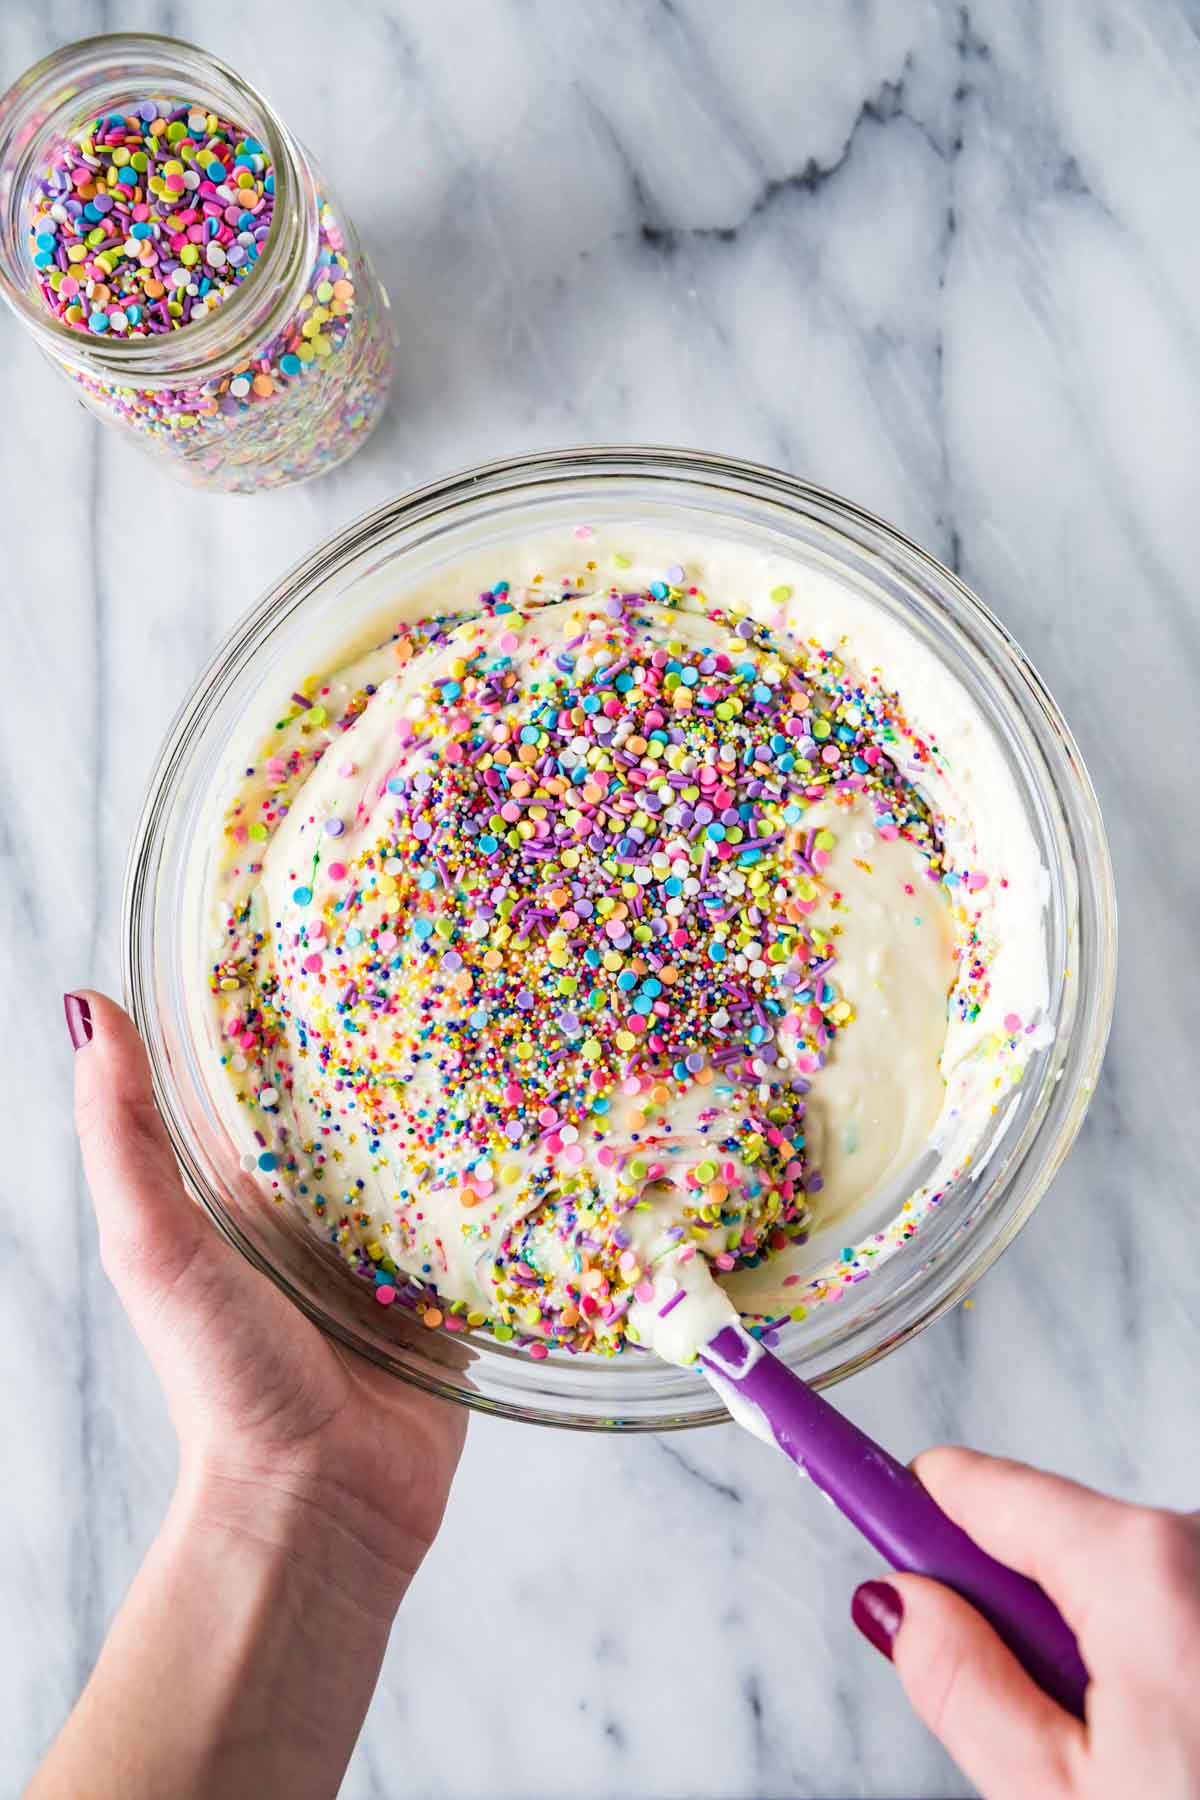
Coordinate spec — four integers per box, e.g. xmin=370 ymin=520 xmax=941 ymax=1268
xmin=173 ymin=1447 xmax=420 ymax=1630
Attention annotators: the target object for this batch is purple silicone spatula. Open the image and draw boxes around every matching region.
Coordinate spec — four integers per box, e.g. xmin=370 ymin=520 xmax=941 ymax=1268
xmin=698 ymin=1320 xmax=1089 ymax=1720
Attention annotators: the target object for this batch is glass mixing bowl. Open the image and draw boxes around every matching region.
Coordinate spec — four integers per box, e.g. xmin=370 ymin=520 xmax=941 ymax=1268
xmin=123 ymin=448 xmax=1117 ymax=1430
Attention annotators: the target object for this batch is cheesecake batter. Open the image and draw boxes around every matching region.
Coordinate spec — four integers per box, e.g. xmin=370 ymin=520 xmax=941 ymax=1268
xmin=201 ymin=529 xmax=1044 ymax=1364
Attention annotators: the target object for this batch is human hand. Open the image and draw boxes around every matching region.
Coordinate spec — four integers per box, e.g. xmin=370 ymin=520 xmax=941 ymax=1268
xmin=851 ymin=1446 xmax=1200 ymax=1798
xmin=66 ymin=991 xmax=465 ymax=1605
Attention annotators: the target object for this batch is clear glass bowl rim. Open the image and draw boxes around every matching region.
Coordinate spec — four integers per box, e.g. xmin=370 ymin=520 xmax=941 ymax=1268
xmin=123 ymin=445 xmax=1118 ymax=1431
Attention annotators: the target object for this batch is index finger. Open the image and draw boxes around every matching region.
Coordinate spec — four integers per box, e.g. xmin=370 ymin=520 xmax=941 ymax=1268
xmin=913 ymin=1445 xmax=1128 ymax=1658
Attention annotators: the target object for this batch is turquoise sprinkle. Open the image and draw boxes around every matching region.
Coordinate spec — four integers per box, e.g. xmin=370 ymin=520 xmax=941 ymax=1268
xmin=292 ymin=885 xmax=312 ymax=906
xmin=257 ymin=1152 xmax=277 ymax=1172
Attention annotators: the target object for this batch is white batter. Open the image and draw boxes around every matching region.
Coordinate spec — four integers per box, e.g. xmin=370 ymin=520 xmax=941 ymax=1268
xmin=197 ymin=527 xmax=1045 ymax=1365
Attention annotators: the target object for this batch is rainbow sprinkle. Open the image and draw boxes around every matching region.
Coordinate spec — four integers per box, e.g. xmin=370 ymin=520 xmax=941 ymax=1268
xmin=209 ymin=560 xmax=989 ymax=1357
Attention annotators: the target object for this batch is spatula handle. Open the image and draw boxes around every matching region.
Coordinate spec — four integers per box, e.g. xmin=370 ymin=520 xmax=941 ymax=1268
xmin=700 ymin=1325 xmax=1089 ymax=1720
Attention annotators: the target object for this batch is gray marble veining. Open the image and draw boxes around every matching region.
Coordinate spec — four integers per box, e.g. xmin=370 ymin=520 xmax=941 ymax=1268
xmin=2 ymin=2 xmax=1198 ymax=1795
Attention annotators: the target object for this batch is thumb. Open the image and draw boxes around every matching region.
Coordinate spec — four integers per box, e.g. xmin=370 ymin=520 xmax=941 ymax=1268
xmin=852 ymin=1574 xmax=1083 ymax=1797
xmin=66 ymin=989 xmax=224 ymax=1324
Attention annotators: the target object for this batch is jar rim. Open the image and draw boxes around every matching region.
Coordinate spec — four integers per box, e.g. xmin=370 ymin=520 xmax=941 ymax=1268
xmin=0 ymin=31 xmax=311 ymax=382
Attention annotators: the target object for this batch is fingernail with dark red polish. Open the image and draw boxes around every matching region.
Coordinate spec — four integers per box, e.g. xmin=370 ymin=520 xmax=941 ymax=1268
xmin=852 ymin=1580 xmax=904 ymax=1661
xmin=64 ymin=993 xmax=92 ymax=1051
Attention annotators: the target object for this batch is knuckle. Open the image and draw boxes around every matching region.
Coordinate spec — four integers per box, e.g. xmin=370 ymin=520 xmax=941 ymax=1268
xmin=913 ymin=1626 xmax=973 ymax=1742
xmin=1120 ymin=1507 xmax=1200 ymax=1590
xmin=76 ymin=1087 xmax=164 ymax=1166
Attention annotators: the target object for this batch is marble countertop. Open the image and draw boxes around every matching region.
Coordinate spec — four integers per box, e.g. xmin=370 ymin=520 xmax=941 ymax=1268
xmin=3 ymin=1 xmax=1198 ymax=1795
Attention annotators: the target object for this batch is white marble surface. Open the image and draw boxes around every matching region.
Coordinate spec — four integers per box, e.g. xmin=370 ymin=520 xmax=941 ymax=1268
xmin=2 ymin=1 xmax=1198 ymax=1794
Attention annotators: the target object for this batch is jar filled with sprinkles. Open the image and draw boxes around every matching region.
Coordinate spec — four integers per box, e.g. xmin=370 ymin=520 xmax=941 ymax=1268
xmin=0 ymin=34 xmax=394 ymax=492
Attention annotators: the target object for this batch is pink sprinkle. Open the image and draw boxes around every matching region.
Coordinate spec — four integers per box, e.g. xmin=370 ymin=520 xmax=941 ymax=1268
xmin=528 ymin=1341 xmax=550 ymax=1359
xmin=966 ymin=870 xmax=989 ymax=892
xmin=328 ymin=861 xmax=348 ymax=881
xmin=375 ymin=1285 xmax=396 ymax=1306
xmin=377 ymin=930 xmax=398 ymax=951
xmin=563 ymin=1143 xmax=585 ymax=1167
xmin=302 ymin=953 xmax=323 ymax=974
xmin=714 ymin=1252 xmax=737 ymax=1271
xmin=500 ymin=631 xmax=520 ymax=654
xmin=573 ymin=524 xmax=594 ymax=539
xmin=537 ymin=1105 xmax=557 ymax=1125
xmin=337 ymin=761 xmax=356 ymax=778
xmin=597 ymin=1146 xmax=617 ymax=1167
xmin=1004 ymin=1012 xmax=1022 ymax=1033
xmin=634 ymin=1280 xmax=656 ymax=1304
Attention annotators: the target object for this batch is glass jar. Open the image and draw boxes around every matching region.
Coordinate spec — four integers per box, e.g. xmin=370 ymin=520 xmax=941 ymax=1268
xmin=0 ymin=34 xmax=394 ymax=493
xmin=124 ymin=448 xmax=1117 ymax=1429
